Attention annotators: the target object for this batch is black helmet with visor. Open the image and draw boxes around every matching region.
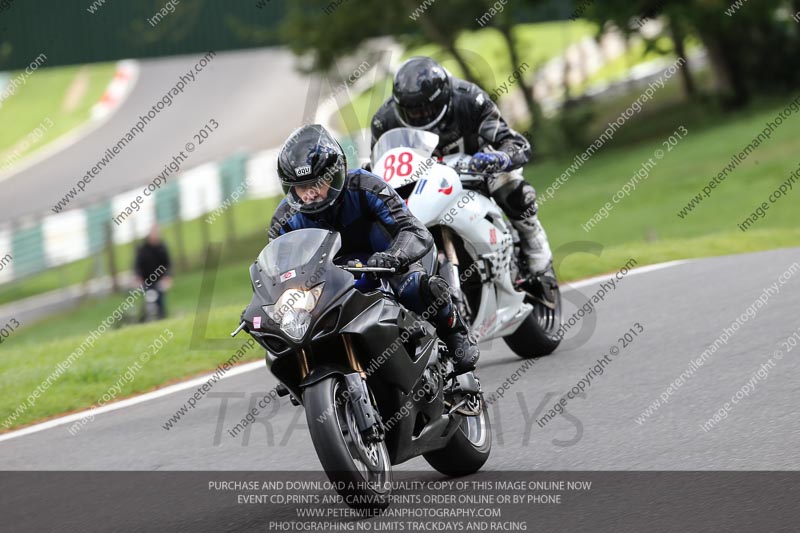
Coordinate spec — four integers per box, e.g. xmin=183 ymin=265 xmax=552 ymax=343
xmin=277 ymin=124 xmax=347 ymax=214
xmin=392 ymin=56 xmax=451 ymax=130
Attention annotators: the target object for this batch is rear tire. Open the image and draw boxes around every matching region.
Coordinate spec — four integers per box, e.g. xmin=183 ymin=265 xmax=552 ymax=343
xmin=304 ymin=376 xmax=392 ymax=512
xmin=504 ymin=265 xmax=562 ymax=358
xmin=423 ymin=398 xmax=491 ymax=476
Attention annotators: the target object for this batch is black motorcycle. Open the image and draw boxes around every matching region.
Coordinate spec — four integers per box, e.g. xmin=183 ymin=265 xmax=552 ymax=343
xmin=231 ymin=228 xmax=491 ymax=511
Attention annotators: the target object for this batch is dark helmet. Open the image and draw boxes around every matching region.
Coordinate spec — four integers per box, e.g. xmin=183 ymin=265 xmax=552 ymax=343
xmin=277 ymin=124 xmax=347 ymax=214
xmin=392 ymin=56 xmax=451 ymax=130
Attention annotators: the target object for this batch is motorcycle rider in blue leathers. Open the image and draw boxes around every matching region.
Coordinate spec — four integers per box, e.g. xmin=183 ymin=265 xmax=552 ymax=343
xmin=268 ymin=124 xmax=479 ymax=374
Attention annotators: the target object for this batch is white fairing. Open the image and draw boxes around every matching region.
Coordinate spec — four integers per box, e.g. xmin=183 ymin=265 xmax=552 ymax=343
xmin=406 ymin=165 xmax=463 ymax=226
xmin=372 ymin=128 xmax=532 ymax=342
xmin=439 ymin=185 xmax=530 ymax=340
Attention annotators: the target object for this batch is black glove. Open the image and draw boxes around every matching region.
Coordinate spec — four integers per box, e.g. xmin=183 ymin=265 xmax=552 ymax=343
xmin=361 ymin=161 xmax=372 ymax=172
xmin=367 ymin=252 xmax=403 ymax=271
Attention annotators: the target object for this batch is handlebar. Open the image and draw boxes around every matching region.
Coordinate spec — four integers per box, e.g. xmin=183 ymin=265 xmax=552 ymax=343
xmin=341 ymin=265 xmax=397 ymax=274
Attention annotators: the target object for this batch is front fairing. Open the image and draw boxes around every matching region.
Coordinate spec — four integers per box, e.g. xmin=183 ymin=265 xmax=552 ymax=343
xmin=242 ymin=229 xmax=439 ymax=416
xmin=405 ymin=165 xmax=464 ymax=226
xmin=242 ymin=229 xmax=354 ymax=353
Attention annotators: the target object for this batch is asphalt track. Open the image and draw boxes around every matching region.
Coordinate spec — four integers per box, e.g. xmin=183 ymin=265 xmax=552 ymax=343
xmin=0 ymin=48 xmax=323 ymax=223
xmin=2 ymin=247 xmax=798 ymax=471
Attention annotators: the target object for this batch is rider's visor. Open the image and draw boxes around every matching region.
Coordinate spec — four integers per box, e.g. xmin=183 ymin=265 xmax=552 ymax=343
xmin=398 ymin=102 xmax=448 ymax=129
xmin=281 ymin=165 xmax=346 ymax=214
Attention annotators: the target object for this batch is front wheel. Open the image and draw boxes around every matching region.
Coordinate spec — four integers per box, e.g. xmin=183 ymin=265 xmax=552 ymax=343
xmin=504 ymin=265 xmax=562 ymax=358
xmin=423 ymin=395 xmax=491 ymax=476
xmin=304 ymin=376 xmax=392 ymax=511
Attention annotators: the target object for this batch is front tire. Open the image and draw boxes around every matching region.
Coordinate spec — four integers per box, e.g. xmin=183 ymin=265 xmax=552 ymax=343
xmin=304 ymin=376 xmax=392 ymax=511
xmin=423 ymin=397 xmax=491 ymax=476
xmin=504 ymin=265 xmax=562 ymax=358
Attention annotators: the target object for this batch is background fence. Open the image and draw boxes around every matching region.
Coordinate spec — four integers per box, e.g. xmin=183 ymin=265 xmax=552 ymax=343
xmin=0 ymin=134 xmax=370 ymax=288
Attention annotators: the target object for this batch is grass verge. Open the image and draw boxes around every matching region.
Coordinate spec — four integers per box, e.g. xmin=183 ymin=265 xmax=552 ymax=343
xmin=0 ymin=305 xmax=258 ymax=431
xmin=0 ymin=62 xmax=117 ymax=163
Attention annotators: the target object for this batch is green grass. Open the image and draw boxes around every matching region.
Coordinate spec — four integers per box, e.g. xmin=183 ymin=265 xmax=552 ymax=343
xmin=3 ymin=97 xmax=800 ymax=432
xmin=581 ymin=74 xmax=717 ymax=147
xmin=0 ymin=62 xmax=117 ymax=164
xmin=578 ymin=37 xmax=666 ymax=92
xmin=412 ymin=20 xmax=598 ymax=87
xmin=1 ymin=232 xmax=271 ymax=430
xmin=6 ymin=260 xmax=257 ymax=348
xmin=555 ymin=229 xmax=800 ymax=282
xmin=531 ymin=98 xmax=800 ymax=276
xmin=334 ymin=21 xmax=598 ymax=135
xmin=0 ymin=304 xmax=259 ymax=430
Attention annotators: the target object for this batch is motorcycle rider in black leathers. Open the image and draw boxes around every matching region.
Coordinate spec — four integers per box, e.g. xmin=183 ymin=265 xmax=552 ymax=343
xmin=370 ymin=56 xmax=553 ymax=281
xmin=268 ymin=124 xmax=479 ymax=374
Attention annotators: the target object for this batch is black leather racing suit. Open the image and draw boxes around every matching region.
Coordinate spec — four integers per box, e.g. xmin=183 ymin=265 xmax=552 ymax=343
xmin=371 ymin=77 xmax=552 ymax=276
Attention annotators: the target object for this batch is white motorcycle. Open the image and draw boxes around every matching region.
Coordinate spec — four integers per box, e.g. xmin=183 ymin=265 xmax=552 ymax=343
xmin=371 ymin=128 xmax=562 ymax=358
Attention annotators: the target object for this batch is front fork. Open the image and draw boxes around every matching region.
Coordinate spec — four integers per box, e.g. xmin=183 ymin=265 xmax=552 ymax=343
xmin=343 ymin=372 xmax=384 ymax=443
xmin=342 ymin=334 xmax=384 ymax=443
xmin=439 ymin=226 xmax=471 ymax=320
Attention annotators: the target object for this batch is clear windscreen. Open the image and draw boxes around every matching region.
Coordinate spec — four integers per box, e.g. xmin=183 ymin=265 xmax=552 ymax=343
xmin=257 ymin=228 xmax=340 ymax=278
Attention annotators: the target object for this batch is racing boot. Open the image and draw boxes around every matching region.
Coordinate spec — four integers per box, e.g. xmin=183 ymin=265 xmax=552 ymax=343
xmin=512 ymin=214 xmax=558 ymax=306
xmin=424 ymin=275 xmax=479 ymax=374
xmin=512 ymin=213 xmax=553 ymax=277
xmin=437 ymin=305 xmax=479 ymax=375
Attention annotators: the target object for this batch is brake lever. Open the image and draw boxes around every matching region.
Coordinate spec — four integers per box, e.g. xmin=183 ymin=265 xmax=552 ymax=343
xmin=459 ymin=170 xmax=492 ymax=178
xmin=230 ymin=321 xmax=246 ymax=337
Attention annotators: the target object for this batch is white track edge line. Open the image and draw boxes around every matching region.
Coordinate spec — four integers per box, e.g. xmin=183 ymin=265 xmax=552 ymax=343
xmin=563 ymin=259 xmax=689 ymax=291
xmin=0 ymin=360 xmax=265 ymax=443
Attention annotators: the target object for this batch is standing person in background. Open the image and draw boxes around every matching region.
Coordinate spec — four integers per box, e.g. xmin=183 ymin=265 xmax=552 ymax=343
xmin=134 ymin=225 xmax=172 ymax=321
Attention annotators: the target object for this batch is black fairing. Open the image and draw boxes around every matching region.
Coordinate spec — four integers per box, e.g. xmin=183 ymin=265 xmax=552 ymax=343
xmin=241 ymin=228 xmax=459 ymax=465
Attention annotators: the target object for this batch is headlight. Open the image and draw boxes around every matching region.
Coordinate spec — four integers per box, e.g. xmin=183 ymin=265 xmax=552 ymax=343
xmin=280 ymin=309 xmax=311 ymax=341
xmin=263 ymin=284 xmax=324 ymax=340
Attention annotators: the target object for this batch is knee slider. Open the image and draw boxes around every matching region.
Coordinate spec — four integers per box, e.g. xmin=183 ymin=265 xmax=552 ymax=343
xmin=495 ymin=181 xmax=537 ymax=220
